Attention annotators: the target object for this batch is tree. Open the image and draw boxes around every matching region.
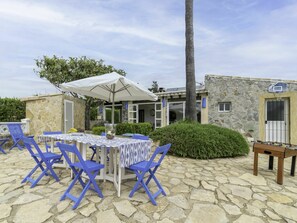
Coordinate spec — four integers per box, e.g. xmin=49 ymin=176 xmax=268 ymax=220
xmin=34 ymin=56 xmax=126 ymax=130
xmin=185 ymin=0 xmax=197 ymax=121
xmin=148 ymin=81 xmax=159 ymax=93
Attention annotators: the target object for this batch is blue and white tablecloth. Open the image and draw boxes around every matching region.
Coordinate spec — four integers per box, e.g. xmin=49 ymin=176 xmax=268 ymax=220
xmin=38 ymin=134 xmax=151 ymax=168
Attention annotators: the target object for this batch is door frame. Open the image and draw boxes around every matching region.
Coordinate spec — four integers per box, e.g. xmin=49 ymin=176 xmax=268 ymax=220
xmin=265 ymin=98 xmax=289 ymax=143
xmin=64 ymin=100 xmax=74 ymax=133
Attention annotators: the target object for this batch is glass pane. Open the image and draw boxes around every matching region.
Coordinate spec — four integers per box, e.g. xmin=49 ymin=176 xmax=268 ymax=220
xmin=267 ymin=101 xmax=284 ymax=121
xmin=196 ymin=102 xmax=201 ymax=123
xmin=219 ymin=103 xmax=224 ymax=111
xmin=132 ymin=112 xmax=137 ymax=119
xmin=156 ymin=112 xmax=161 ymax=119
xmin=156 ymin=103 xmax=161 ymax=110
xmin=225 ymin=103 xmax=231 ymax=111
xmin=156 ymin=120 xmax=161 ymax=127
xmin=169 ymin=103 xmax=184 ymax=124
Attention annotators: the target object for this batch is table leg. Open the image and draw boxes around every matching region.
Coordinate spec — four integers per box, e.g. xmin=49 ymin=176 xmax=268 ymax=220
xmin=100 ymin=147 xmax=106 ymax=181
xmin=113 ymin=149 xmax=117 ymax=187
xmin=277 ymin=157 xmax=284 ymax=185
xmin=50 ymin=138 xmax=54 ymax=152
xmin=269 ymin=156 xmax=274 ymax=170
xmin=291 ymin=156 xmax=296 ymax=176
xmin=253 ymin=152 xmax=258 ymax=176
xmin=118 ymin=163 xmax=122 ymax=197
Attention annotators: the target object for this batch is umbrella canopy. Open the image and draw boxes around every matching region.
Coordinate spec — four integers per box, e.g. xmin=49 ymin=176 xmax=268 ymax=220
xmin=60 ymin=72 xmax=158 ymax=124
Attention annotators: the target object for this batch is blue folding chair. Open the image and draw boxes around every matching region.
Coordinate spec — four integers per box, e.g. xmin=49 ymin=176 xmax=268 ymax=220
xmin=132 ymin=134 xmax=149 ymax=140
xmin=22 ymin=137 xmax=62 ymax=188
xmin=0 ymin=138 xmax=9 ymax=154
xmin=90 ymin=132 xmax=109 ymax=161
xmin=7 ymin=123 xmax=33 ymax=151
xmin=57 ymin=142 xmax=104 ymax=209
xmin=128 ymin=143 xmax=171 ymax=205
xmin=43 ymin=131 xmax=63 ymax=152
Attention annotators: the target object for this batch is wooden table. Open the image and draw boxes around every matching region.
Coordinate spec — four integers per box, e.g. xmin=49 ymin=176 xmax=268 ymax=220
xmin=253 ymin=142 xmax=297 ymax=185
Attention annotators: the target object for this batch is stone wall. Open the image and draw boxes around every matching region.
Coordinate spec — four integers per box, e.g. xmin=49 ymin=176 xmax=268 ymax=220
xmin=23 ymin=94 xmax=85 ymax=136
xmin=205 ymin=75 xmax=297 ymax=139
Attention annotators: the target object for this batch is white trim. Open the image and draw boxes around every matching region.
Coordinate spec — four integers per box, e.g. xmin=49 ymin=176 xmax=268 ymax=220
xmin=218 ymin=102 xmax=231 ymax=112
xmin=128 ymin=104 xmax=139 ymax=123
xmin=167 ymin=101 xmax=185 ymax=125
xmin=154 ymin=103 xmax=162 ymax=129
xmin=64 ymin=100 xmax=74 ymax=133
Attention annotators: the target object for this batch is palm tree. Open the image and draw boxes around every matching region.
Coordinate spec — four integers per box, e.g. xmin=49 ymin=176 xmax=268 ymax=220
xmin=185 ymin=0 xmax=197 ymax=121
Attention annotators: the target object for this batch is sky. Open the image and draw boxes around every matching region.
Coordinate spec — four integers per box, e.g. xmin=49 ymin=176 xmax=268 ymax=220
xmin=0 ymin=0 xmax=297 ymax=98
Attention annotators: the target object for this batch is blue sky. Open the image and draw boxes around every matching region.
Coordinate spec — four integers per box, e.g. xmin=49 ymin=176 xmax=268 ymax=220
xmin=0 ymin=0 xmax=297 ymax=98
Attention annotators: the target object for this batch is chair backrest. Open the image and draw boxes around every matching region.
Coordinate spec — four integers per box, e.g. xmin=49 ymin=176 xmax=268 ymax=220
xmin=43 ymin=131 xmax=63 ymax=135
xmin=132 ymin=134 xmax=149 ymax=140
xmin=23 ymin=137 xmax=46 ymax=160
xmin=43 ymin=131 xmax=63 ymax=152
xmin=57 ymin=142 xmax=87 ymax=170
xmin=145 ymin=143 xmax=171 ymax=170
xmin=7 ymin=124 xmax=24 ymax=140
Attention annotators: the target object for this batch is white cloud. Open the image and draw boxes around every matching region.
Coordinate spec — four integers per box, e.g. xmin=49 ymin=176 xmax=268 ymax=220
xmin=0 ymin=0 xmax=297 ymax=98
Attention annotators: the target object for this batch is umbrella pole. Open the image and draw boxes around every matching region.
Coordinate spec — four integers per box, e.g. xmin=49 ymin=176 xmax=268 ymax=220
xmin=112 ymin=85 xmax=115 ymax=125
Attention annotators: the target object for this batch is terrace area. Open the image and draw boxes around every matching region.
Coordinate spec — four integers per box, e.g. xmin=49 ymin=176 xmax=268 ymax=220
xmin=1 ymin=145 xmax=297 ymax=223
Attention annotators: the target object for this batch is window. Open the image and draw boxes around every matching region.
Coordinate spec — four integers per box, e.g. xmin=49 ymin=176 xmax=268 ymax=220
xmin=218 ymin=102 xmax=231 ymax=112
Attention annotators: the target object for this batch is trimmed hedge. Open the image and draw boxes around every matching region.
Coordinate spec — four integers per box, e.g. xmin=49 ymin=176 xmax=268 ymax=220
xmin=92 ymin=122 xmax=153 ymax=136
xmin=0 ymin=98 xmax=25 ymax=122
xmin=116 ymin=122 xmax=152 ymax=136
xmin=92 ymin=126 xmax=105 ymax=135
xmin=150 ymin=122 xmax=249 ymax=159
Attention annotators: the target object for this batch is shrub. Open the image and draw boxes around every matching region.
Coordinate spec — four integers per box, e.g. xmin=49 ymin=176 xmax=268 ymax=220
xmin=116 ymin=122 xmax=152 ymax=136
xmin=92 ymin=126 xmax=105 ymax=135
xmin=150 ymin=122 xmax=249 ymax=159
xmin=0 ymin=98 xmax=25 ymax=121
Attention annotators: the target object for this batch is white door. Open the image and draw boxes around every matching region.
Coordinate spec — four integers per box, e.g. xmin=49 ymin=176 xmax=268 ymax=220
xmin=128 ymin=104 xmax=138 ymax=123
xmin=64 ymin=100 xmax=74 ymax=133
xmin=265 ymin=99 xmax=289 ymax=143
xmin=155 ymin=103 xmax=162 ymax=129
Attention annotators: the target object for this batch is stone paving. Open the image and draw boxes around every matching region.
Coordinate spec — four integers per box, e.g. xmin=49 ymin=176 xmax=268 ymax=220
xmin=1 ymin=146 xmax=297 ymax=223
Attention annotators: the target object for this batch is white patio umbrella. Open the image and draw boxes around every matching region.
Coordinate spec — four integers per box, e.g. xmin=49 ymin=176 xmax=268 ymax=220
xmin=60 ymin=72 xmax=158 ymax=124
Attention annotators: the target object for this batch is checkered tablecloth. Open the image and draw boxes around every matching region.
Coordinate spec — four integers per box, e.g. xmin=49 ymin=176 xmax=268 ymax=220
xmin=38 ymin=134 xmax=151 ymax=167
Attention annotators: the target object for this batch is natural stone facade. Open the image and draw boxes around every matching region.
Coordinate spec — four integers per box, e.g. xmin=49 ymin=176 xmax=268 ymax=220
xmin=22 ymin=94 xmax=85 ymax=136
xmin=205 ymin=75 xmax=297 ymax=140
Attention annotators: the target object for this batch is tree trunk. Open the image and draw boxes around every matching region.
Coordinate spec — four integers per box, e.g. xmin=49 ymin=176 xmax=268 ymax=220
xmin=185 ymin=0 xmax=197 ymax=121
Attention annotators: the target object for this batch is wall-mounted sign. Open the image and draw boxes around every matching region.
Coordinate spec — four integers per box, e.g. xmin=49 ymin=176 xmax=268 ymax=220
xmin=268 ymin=82 xmax=288 ymax=93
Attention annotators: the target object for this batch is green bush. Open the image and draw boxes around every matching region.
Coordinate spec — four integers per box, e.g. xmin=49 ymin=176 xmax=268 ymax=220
xmin=92 ymin=126 xmax=105 ymax=135
xmin=0 ymin=98 xmax=25 ymax=122
xmin=150 ymin=122 xmax=249 ymax=159
xmin=116 ymin=122 xmax=153 ymax=136
xmin=92 ymin=122 xmax=153 ymax=136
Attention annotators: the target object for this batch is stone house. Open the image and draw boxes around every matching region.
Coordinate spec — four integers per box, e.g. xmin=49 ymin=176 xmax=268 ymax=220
xmin=102 ymin=74 xmax=297 ymax=144
xmin=22 ymin=93 xmax=85 ymax=136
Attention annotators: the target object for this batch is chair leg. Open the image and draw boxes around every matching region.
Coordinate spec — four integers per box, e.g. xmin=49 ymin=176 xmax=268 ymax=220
xmin=9 ymin=142 xmax=19 ymax=151
xmin=141 ymin=180 xmax=157 ymax=205
xmin=22 ymin=162 xmax=41 ymax=183
xmin=150 ymin=171 xmax=166 ymax=196
xmin=129 ymin=171 xmax=145 ymax=197
xmin=47 ymin=163 xmax=60 ymax=182
xmin=31 ymin=168 xmax=48 ymax=188
xmin=88 ymin=171 xmax=103 ymax=198
xmin=73 ymin=181 xmax=91 ymax=209
xmin=0 ymin=147 xmax=6 ymax=154
xmin=61 ymin=169 xmax=83 ymax=201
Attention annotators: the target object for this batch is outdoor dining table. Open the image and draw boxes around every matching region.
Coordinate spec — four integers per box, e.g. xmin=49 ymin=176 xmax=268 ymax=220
xmin=38 ymin=133 xmax=151 ymax=197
